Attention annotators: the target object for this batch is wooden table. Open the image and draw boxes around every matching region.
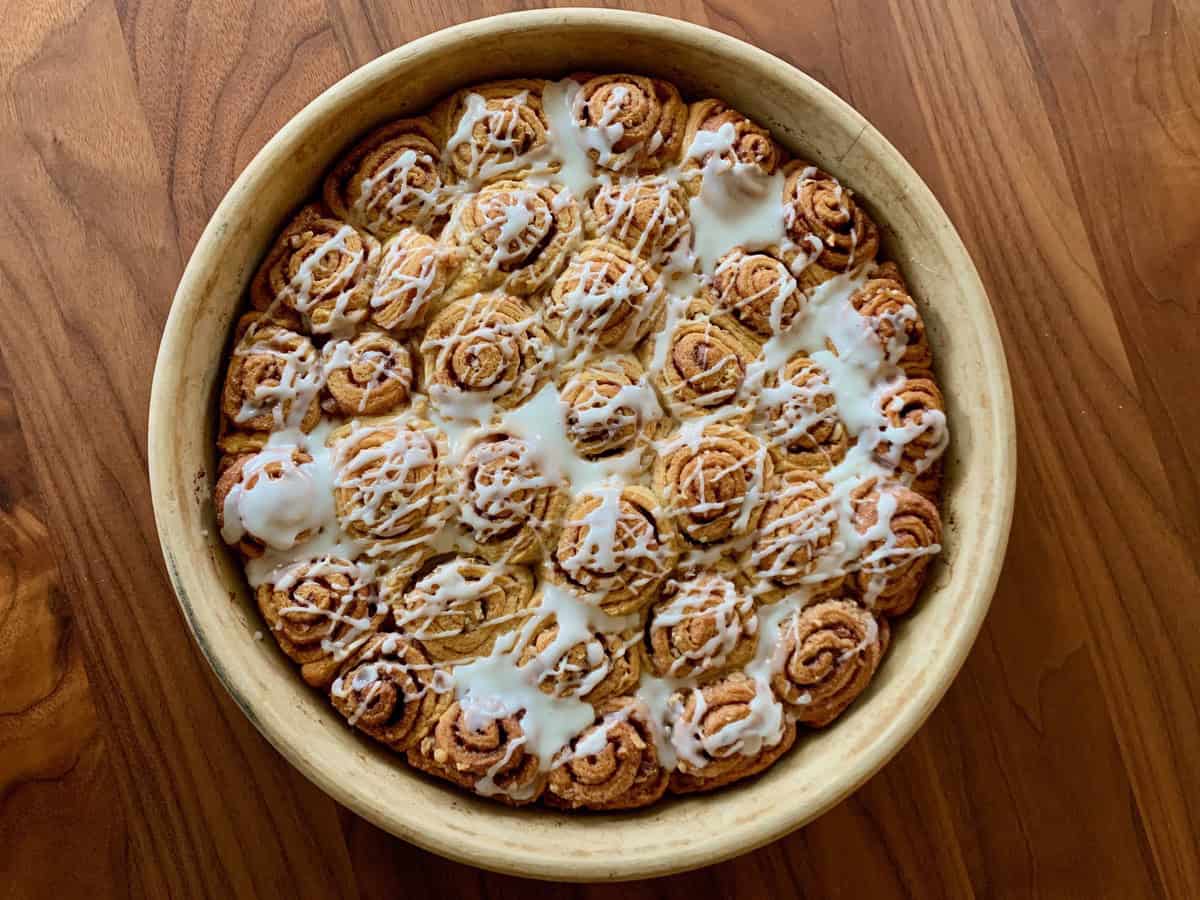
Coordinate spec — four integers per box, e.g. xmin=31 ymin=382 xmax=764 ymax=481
xmin=2 ymin=2 xmax=1197 ymax=897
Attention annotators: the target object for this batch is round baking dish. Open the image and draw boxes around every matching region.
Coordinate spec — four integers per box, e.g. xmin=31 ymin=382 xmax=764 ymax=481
xmin=148 ymin=9 xmax=1015 ymax=882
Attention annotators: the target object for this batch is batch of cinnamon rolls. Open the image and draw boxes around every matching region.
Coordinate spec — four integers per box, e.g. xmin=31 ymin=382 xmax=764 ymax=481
xmin=213 ymin=73 xmax=949 ymax=810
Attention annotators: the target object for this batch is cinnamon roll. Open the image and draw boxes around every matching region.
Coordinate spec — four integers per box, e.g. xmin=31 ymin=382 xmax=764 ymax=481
xmin=590 ymin=176 xmax=691 ymax=262
xmin=409 ymin=702 xmax=545 ymax=804
xmin=330 ymin=632 xmax=450 ymax=751
xmin=458 ymin=431 xmax=566 ymax=563
xmin=571 ymin=73 xmax=686 ymax=173
xmin=645 ymin=566 xmax=758 ymax=680
xmin=385 ymin=557 xmax=536 ymax=663
xmin=547 ymin=698 xmax=669 ymax=810
xmin=850 ymin=262 xmax=934 ymax=378
xmin=557 ymin=356 xmax=664 ymax=460
xmin=850 ymin=479 xmax=942 ymax=616
xmin=371 ymin=228 xmax=460 ymax=332
xmin=250 ymin=205 xmax=381 ymax=333
xmin=544 ymin=239 xmax=664 ymax=355
xmin=876 ymin=377 xmax=948 ymax=498
xmin=550 ymin=485 xmax=678 ymax=616
xmin=323 ymin=117 xmax=444 ymax=237
xmin=221 ymin=321 xmax=322 ymax=436
xmin=654 ymin=423 xmax=773 ymax=548
xmin=708 ymin=248 xmax=803 ymax=339
xmin=668 ymin=672 xmax=796 ymax=794
xmin=750 ymin=471 xmax=846 ymax=601
xmin=449 ymin=180 xmax=581 ymax=297
xmin=517 ymin=613 xmax=640 ymax=704
xmin=759 ymin=355 xmax=850 ymax=473
xmin=256 ymin=557 xmax=384 ymax=688
xmin=649 ymin=299 xmax=761 ymax=417
xmin=435 ymin=79 xmax=552 ymax=183
xmin=215 ymin=447 xmax=317 ymax=557
xmin=772 ymin=598 xmax=889 ymax=726
xmin=331 ymin=419 xmax=449 ymax=569
xmin=681 ymin=99 xmax=784 ymax=188
xmin=781 ymin=161 xmax=880 ymax=290
xmin=420 ymin=293 xmax=553 ymax=417
xmin=323 ymin=330 xmax=413 ymax=416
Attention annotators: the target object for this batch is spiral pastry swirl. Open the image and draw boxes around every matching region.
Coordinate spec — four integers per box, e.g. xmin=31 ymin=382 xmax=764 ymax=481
xmin=458 ymin=432 xmax=566 ymax=563
xmin=330 ymin=633 xmax=450 ymax=751
xmin=750 ymin=471 xmax=846 ymax=601
xmin=517 ymin=614 xmax=640 ymax=704
xmin=256 ymin=557 xmax=383 ymax=688
xmin=708 ymin=249 xmax=803 ymax=339
xmin=214 ymin=447 xmax=315 ymax=558
xmin=668 ymin=672 xmax=796 ymax=794
xmin=682 ymin=99 xmax=783 ymax=186
xmin=545 ymin=239 xmax=664 ymax=354
xmin=371 ymin=229 xmax=460 ymax=331
xmin=651 ymin=300 xmax=761 ymax=416
xmin=654 ymin=423 xmax=773 ymax=547
xmin=452 ymin=181 xmax=581 ymax=297
xmin=782 ymin=161 xmax=880 ymax=289
xmin=547 ymin=699 xmax=669 ymax=810
xmin=558 ymin=356 xmax=663 ymax=459
xmin=850 ymin=479 xmax=942 ymax=616
xmin=772 ymin=599 xmax=889 ymax=726
xmin=410 ymin=702 xmax=545 ymax=804
xmin=572 ymin=73 xmax=686 ymax=172
xmin=251 ymin=205 xmax=381 ymax=333
xmin=876 ymin=377 xmax=948 ymax=497
xmin=331 ymin=419 xmax=449 ymax=568
xmin=760 ymin=355 xmax=850 ymax=473
xmin=323 ymin=117 xmax=444 ymax=237
xmin=850 ymin=262 xmax=934 ymax=377
xmin=323 ymin=330 xmax=413 ymax=416
xmin=551 ymin=485 xmax=678 ymax=616
xmin=386 ymin=557 xmax=536 ymax=663
xmin=436 ymin=79 xmax=551 ymax=183
xmin=590 ymin=177 xmax=691 ymax=262
xmin=221 ymin=321 xmax=322 ymax=436
xmin=645 ymin=567 xmax=758 ymax=680
xmin=421 ymin=293 xmax=553 ymax=416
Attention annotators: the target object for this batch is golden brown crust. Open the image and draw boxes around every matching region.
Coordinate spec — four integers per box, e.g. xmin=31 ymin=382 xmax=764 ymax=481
xmin=849 ymin=479 xmax=943 ymax=616
xmin=644 ymin=566 xmax=758 ymax=680
xmin=781 ymin=161 xmax=879 ymax=290
xmin=323 ymin=330 xmax=413 ymax=416
xmin=762 ymin=355 xmax=850 ymax=473
xmin=433 ymin=79 xmax=552 ymax=184
xmin=571 ymin=73 xmax=686 ymax=173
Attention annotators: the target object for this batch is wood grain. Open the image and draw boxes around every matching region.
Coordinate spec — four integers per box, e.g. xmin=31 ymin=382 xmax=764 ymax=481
xmin=1 ymin=0 xmax=1197 ymax=897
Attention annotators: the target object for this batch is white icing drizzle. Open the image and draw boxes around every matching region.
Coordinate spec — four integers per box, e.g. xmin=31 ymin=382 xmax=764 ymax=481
xmin=219 ymin=77 xmax=950 ymax=803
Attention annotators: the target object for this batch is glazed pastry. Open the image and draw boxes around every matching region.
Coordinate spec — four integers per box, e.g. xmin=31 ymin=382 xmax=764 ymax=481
xmin=771 ymin=598 xmax=889 ymax=726
xmin=212 ymin=72 xmax=952 ymax=812
xmin=323 ymin=117 xmax=445 ymax=237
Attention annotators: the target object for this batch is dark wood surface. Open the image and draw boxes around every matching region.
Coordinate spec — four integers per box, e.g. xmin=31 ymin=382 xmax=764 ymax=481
xmin=2 ymin=2 xmax=1198 ymax=897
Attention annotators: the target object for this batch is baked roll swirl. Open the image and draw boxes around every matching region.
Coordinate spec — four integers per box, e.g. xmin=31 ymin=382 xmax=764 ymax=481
xmin=708 ymin=248 xmax=803 ymax=339
xmin=550 ymin=485 xmax=678 ymax=616
xmin=385 ymin=557 xmax=536 ymax=663
xmin=645 ymin=566 xmax=758 ymax=680
xmin=649 ymin=300 xmax=761 ymax=417
xmin=256 ymin=557 xmax=384 ymax=688
xmin=517 ymin=613 xmax=640 ymax=704
xmin=750 ymin=471 xmax=846 ymax=601
xmin=214 ymin=447 xmax=316 ymax=557
xmin=850 ymin=479 xmax=942 ymax=616
xmin=850 ymin=262 xmax=934 ymax=378
xmin=330 ymin=632 xmax=451 ymax=751
xmin=668 ymin=672 xmax=796 ymax=794
xmin=681 ymin=99 xmax=783 ymax=187
xmin=590 ymin=176 xmax=692 ymax=262
xmin=571 ymin=73 xmax=686 ymax=173
xmin=435 ymin=79 xmax=552 ymax=183
xmin=772 ymin=598 xmax=889 ymax=726
xmin=544 ymin=239 xmax=664 ymax=355
xmin=557 ymin=356 xmax=664 ymax=460
xmin=370 ymin=228 xmax=460 ymax=332
xmin=876 ymin=377 xmax=948 ymax=498
xmin=759 ymin=355 xmax=850 ymax=473
xmin=458 ymin=431 xmax=567 ymax=563
xmin=547 ymin=698 xmax=669 ymax=810
xmin=450 ymin=181 xmax=581 ymax=297
xmin=323 ymin=117 xmax=444 ymax=237
xmin=654 ymin=423 xmax=773 ymax=548
xmin=221 ymin=320 xmax=323 ymax=437
xmin=323 ymin=330 xmax=413 ymax=416
xmin=421 ymin=293 xmax=553 ymax=417
xmin=782 ymin=161 xmax=880 ymax=290
xmin=250 ymin=205 xmax=381 ymax=333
